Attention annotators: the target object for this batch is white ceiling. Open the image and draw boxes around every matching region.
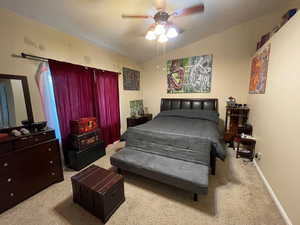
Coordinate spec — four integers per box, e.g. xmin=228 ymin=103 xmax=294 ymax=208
xmin=0 ymin=0 xmax=293 ymax=63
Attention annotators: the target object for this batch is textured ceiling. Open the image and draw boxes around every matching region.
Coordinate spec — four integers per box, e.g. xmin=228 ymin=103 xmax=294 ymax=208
xmin=0 ymin=0 xmax=293 ymax=63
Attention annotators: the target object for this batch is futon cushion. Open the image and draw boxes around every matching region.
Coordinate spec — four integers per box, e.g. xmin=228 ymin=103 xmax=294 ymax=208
xmin=110 ymin=148 xmax=209 ymax=194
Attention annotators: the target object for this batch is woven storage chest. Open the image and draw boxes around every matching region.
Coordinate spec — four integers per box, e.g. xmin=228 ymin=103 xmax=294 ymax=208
xmin=71 ymin=165 xmax=125 ymax=223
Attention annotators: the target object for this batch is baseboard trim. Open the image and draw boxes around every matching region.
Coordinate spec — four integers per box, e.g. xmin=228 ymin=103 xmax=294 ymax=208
xmin=253 ymin=160 xmax=293 ymax=225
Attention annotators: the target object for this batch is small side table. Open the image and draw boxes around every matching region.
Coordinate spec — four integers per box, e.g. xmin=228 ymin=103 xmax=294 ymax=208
xmin=234 ymin=136 xmax=256 ymax=161
xmin=127 ymin=114 xmax=152 ymax=128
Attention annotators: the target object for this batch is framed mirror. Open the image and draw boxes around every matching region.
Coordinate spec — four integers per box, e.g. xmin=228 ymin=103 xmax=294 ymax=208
xmin=0 ymin=74 xmax=34 ymax=131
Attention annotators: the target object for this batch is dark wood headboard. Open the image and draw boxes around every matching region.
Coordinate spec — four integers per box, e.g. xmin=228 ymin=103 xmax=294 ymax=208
xmin=160 ymin=98 xmax=219 ymax=113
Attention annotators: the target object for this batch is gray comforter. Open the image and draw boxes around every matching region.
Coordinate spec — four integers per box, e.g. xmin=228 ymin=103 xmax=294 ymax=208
xmin=124 ymin=110 xmax=226 ymax=166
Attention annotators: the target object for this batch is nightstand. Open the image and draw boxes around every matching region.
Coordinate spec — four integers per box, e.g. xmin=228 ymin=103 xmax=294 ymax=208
xmin=127 ymin=114 xmax=153 ymax=128
xmin=234 ymin=136 xmax=256 ymax=161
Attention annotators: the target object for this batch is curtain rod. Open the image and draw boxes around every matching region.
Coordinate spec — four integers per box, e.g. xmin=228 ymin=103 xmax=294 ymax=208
xmin=12 ymin=53 xmax=122 ymax=74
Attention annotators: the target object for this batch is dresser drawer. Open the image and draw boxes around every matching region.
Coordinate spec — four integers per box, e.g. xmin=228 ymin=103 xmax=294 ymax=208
xmin=13 ymin=135 xmax=35 ymax=149
xmin=0 ymin=183 xmax=18 ymax=213
xmin=0 ymin=141 xmax=13 ymax=155
xmin=0 ymin=155 xmax=18 ymax=178
xmin=34 ymin=130 xmax=56 ymax=144
xmin=0 ymin=174 xmax=16 ymax=192
xmin=13 ymin=130 xmax=56 ymax=150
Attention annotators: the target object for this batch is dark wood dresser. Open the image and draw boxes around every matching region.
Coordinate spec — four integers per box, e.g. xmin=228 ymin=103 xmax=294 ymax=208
xmin=127 ymin=114 xmax=153 ymax=128
xmin=0 ymin=129 xmax=64 ymax=213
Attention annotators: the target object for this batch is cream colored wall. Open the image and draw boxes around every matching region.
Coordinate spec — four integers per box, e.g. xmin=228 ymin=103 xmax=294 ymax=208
xmin=248 ymin=12 xmax=300 ymax=225
xmin=0 ymin=8 xmax=142 ymax=133
xmin=141 ymin=4 xmax=300 ymax=120
xmin=141 ymin=3 xmax=300 ymax=224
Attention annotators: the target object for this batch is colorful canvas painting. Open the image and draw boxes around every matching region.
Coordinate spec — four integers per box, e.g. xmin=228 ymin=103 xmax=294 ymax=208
xmin=249 ymin=44 xmax=271 ymax=94
xmin=167 ymin=55 xmax=213 ymax=93
xmin=130 ymin=100 xmax=143 ymax=117
xmin=123 ymin=67 xmax=140 ymax=90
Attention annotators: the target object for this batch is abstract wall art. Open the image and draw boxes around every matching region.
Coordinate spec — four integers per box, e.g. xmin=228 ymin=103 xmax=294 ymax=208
xmin=129 ymin=99 xmax=143 ymax=117
xmin=249 ymin=44 xmax=271 ymax=94
xmin=167 ymin=55 xmax=213 ymax=93
xmin=123 ymin=67 xmax=140 ymax=90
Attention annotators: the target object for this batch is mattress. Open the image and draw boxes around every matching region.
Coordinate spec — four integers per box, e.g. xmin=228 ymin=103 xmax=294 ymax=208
xmin=124 ymin=109 xmax=226 ymax=166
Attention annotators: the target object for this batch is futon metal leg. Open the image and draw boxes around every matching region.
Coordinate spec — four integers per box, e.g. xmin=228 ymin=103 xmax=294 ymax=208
xmin=117 ymin=168 xmax=122 ymax=174
xmin=210 ymin=150 xmax=216 ymax=176
xmin=193 ymin=193 xmax=198 ymax=202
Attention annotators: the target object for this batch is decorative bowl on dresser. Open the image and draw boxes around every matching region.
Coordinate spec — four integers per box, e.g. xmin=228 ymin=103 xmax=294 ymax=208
xmin=0 ymin=129 xmax=64 ymax=213
xmin=71 ymin=165 xmax=125 ymax=223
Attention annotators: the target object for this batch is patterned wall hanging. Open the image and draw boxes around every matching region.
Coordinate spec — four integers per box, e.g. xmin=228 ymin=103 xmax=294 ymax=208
xmin=167 ymin=55 xmax=213 ymax=93
xmin=249 ymin=44 xmax=271 ymax=94
xmin=123 ymin=67 xmax=140 ymax=90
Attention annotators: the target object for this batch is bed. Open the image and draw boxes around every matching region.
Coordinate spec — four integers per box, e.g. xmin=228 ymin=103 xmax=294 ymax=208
xmin=110 ymin=98 xmax=226 ymax=200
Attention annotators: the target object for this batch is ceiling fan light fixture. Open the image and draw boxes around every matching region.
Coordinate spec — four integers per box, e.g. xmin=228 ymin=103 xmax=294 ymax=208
xmin=145 ymin=30 xmax=156 ymax=40
xmin=166 ymin=27 xmax=178 ymax=38
xmin=158 ymin=34 xmax=168 ymax=43
xmin=154 ymin=24 xmax=165 ymax=35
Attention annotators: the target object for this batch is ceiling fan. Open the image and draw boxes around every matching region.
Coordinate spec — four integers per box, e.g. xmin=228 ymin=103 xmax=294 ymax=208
xmin=121 ymin=0 xmax=205 ymax=43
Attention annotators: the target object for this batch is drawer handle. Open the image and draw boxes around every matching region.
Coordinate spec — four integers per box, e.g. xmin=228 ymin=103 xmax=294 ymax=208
xmin=10 ymin=193 xmax=14 ymax=197
xmin=49 ymin=161 xmax=53 ymax=164
xmin=48 ymin=148 xmax=52 ymax=152
xmin=51 ymin=172 xmax=56 ymax=176
xmin=4 ymin=162 xmax=8 ymax=167
xmin=7 ymin=178 xmax=12 ymax=183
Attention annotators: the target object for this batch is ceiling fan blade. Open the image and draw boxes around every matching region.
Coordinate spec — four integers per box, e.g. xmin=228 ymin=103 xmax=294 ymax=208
xmin=122 ymin=14 xmax=152 ymax=19
xmin=171 ymin=4 xmax=204 ymax=17
xmin=155 ymin=0 xmax=166 ymax=11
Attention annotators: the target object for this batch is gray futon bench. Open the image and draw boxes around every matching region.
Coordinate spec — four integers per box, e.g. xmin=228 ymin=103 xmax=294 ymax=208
xmin=110 ymin=147 xmax=213 ymax=201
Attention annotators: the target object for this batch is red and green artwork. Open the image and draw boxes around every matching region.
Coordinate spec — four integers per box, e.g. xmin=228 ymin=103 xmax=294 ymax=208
xmin=249 ymin=44 xmax=271 ymax=94
xmin=167 ymin=55 xmax=213 ymax=93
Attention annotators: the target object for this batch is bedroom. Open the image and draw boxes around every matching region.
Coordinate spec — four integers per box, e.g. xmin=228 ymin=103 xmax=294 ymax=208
xmin=0 ymin=0 xmax=299 ymax=224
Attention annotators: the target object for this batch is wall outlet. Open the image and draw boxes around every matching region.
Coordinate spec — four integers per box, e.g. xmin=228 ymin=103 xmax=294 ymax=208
xmin=255 ymin=152 xmax=263 ymax=161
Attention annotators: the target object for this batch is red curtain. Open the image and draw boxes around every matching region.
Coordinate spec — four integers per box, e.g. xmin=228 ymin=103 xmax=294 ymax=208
xmin=94 ymin=70 xmax=121 ymax=145
xmin=49 ymin=60 xmax=96 ymax=148
xmin=49 ymin=60 xmax=120 ymax=149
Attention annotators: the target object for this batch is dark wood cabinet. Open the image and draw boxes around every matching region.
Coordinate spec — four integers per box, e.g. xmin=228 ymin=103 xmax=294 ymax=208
xmin=0 ymin=129 xmax=64 ymax=213
xmin=224 ymin=107 xmax=250 ymax=144
xmin=127 ymin=114 xmax=152 ymax=128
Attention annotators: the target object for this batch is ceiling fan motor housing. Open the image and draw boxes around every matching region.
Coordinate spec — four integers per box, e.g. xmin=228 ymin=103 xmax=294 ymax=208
xmin=154 ymin=11 xmax=169 ymax=23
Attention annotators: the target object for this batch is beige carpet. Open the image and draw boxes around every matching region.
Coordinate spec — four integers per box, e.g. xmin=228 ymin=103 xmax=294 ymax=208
xmin=0 ymin=142 xmax=285 ymax=225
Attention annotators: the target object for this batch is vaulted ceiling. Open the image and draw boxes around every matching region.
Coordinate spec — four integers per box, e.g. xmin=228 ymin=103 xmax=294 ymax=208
xmin=0 ymin=0 xmax=294 ymax=63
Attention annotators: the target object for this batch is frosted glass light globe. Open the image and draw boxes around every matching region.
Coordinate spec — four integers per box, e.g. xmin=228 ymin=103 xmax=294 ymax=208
xmin=158 ymin=34 xmax=168 ymax=43
xmin=145 ymin=31 xmax=156 ymax=40
xmin=166 ymin=27 xmax=178 ymax=38
xmin=154 ymin=24 xmax=165 ymax=35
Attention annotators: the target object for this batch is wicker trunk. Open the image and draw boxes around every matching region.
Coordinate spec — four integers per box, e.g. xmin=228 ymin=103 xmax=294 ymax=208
xmin=71 ymin=165 xmax=125 ymax=223
xmin=67 ymin=142 xmax=106 ymax=171
xmin=70 ymin=129 xmax=101 ymax=151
